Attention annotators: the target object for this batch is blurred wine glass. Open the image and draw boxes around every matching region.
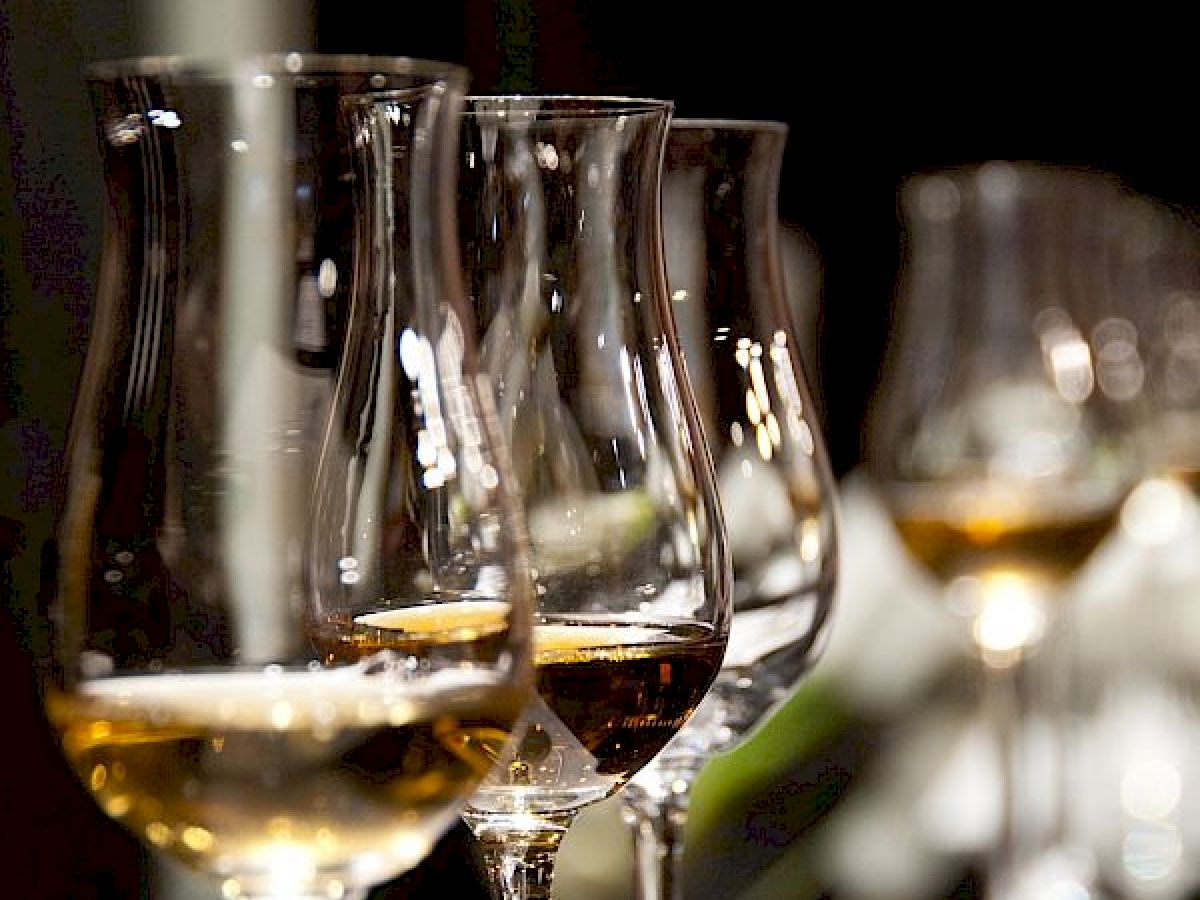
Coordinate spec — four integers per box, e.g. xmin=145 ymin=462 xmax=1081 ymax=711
xmin=865 ymin=161 xmax=1146 ymax=900
xmin=41 ymin=55 xmax=533 ymax=900
xmin=617 ymin=118 xmax=839 ymax=900
xmin=454 ymin=96 xmax=732 ymax=900
xmin=1065 ymin=188 xmax=1200 ymax=900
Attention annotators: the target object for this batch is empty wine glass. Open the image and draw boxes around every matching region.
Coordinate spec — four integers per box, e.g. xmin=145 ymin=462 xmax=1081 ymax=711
xmin=40 ymin=55 xmax=533 ymax=900
xmin=865 ymin=161 xmax=1146 ymax=900
xmin=616 ymin=119 xmax=839 ymax=900
xmin=453 ymin=96 xmax=732 ymax=900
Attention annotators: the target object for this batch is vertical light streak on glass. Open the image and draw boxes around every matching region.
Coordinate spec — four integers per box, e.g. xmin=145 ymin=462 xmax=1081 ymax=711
xmin=770 ymin=335 xmax=816 ymax=456
xmin=618 ymin=346 xmax=649 ymax=458
xmin=749 ymin=351 xmax=771 ymax=414
xmin=745 ymin=388 xmax=762 ymax=425
xmin=219 ymin=74 xmax=296 ymax=662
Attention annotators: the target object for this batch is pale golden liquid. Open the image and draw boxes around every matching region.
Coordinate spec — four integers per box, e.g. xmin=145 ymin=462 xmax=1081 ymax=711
xmin=310 ymin=600 xmax=514 ymax=667
xmin=888 ymin=484 xmax=1122 ymax=585
xmin=48 ymin=666 xmax=522 ymax=896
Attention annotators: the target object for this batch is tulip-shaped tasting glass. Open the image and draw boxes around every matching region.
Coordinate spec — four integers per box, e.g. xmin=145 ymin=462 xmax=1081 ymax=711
xmin=616 ymin=119 xmax=839 ymax=900
xmin=42 ymin=55 xmax=533 ymax=900
xmin=454 ymin=96 xmax=733 ymax=900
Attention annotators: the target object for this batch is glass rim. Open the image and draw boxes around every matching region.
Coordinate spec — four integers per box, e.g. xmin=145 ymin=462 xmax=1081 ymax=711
xmin=83 ymin=52 xmax=469 ymax=85
xmin=462 ymin=94 xmax=673 ymax=118
xmin=670 ymin=117 xmax=788 ymax=134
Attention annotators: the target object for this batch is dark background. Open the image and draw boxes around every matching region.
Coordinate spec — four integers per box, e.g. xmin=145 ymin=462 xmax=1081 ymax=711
xmin=4 ymin=1 xmax=1199 ymax=895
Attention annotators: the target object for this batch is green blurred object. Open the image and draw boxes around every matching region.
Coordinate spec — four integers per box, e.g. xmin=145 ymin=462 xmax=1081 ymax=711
xmin=684 ymin=673 xmax=859 ymax=898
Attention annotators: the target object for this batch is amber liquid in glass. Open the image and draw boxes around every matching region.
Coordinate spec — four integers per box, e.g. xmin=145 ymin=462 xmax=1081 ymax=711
xmin=887 ymin=484 xmax=1122 ymax=585
xmin=317 ymin=606 xmax=724 ymax=815
xmin=529 ymin=617 xmax=724 ymax=778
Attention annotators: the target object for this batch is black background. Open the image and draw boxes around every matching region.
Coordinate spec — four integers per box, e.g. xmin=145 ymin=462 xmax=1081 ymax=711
xmin=4 ymin=1 xmax=1200 ymax=895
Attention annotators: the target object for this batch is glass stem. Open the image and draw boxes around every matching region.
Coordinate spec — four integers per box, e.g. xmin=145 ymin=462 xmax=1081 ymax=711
xmin=469 ymin=813 xmax=574 ymax=900
xmin=982 ymin=640 xmax=1062 ymax=900
xmin=621 ymin=766 xmax=701 ymax=900
xmin=980 ymin=606 xmax=1088 ymax=900
xmin=981 ymin=650 xmax=1028 ymax=900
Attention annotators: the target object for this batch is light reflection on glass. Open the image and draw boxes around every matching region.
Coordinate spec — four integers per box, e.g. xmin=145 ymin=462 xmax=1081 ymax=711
xmin=765 ymin=411 xmax=781 ymax=447
xmin=731 ymin=337 xmax=783 ymax=464
xmin=147 ymin=108 xmax=182 ymax=129
xmin=769 ymin=337 xmax=815 ymax=457
xmin=1036 ymin=307 xmax=1096 ymax=404
xmin=265 ymin=844 xmax=316 ymax=896
xmin=317 ymin=258 xmax=338 ymax=298
xmin=1120 ymin=759 xmax=1182 ymax=821
xmin=1093 ymin=316 xmax=1144 ymax=402
xmin=916 ymin=173 xmax=961 ymax=220
xmin=750 ymin=356 xmax=770 ymax=412
xmin=961 ymin=572 xmax=1047 ymax=667
xmin=618 ymin=346 xmax=650 ymax=458
xmin=755 ymin=422 xmax=773 ymax=461
xmin=745 ymin=387 xmax=761 ymax=425
xmin=734 ymin=336 xmax=751 ymax=368
xmin=1160 ymin=293 xmax=1200 ymax=415
xmin=1122 ymin=823 xmax=1183 ymax=884
xmin=1119 ymin=476 xmax=1189 ymax=546
xmin=535 ymin=141 xmax=559 ymax=170
xmin=181 ymin=825 xmax=215 ymax=852
xmin=978 ymin=160 xmax=1019 ymax=204
xmin=1048 ymin=337 xmax=1095 ymax=404
xmin=799 ymin=518 xmax=821 ymax=563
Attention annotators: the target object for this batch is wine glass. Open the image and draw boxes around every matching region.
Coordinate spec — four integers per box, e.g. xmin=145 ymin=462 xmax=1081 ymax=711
xmin=865 ymin=161 xmax=1146 ymax=900
xmin=453 ymin=96 xmax=732 ymax=900
xmin=40 ymin=55 xmax=533 ymax=900
xmin=617 ymin=119 xmax=839 ymax=900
